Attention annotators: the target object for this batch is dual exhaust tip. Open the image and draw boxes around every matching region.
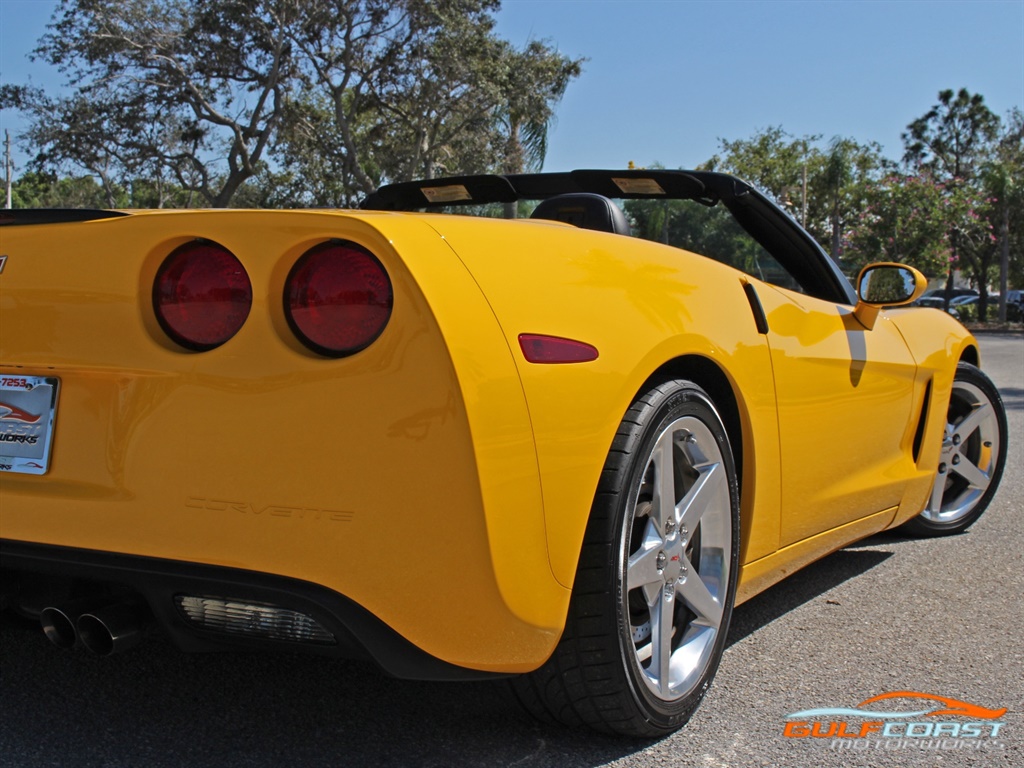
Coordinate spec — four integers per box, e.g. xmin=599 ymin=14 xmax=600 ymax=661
xmin=40 ymin=600 xmax=147 ymax=656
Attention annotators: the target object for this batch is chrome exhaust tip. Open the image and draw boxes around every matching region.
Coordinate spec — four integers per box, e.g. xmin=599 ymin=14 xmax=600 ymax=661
xmin=40 ymin=604 xmax=82 ymax=649
xmin=77 ymin=602 xmax=147 ymax=656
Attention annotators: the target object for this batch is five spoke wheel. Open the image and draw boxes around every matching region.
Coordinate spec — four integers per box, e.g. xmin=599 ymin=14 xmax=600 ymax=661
xmin=903 ymin=362 xmax=1007 ymax=537
xmin=512 ymin=379 xmax=739 ymax=737
xmin=623 ymin=415 xmax=732 ymax=702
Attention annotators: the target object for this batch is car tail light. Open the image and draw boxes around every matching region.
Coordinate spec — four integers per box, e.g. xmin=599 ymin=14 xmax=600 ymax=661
xmin=153 ymin=241 xmax=252 ymax=351
xmin=285 ymin=241 xmax=393 ymax=357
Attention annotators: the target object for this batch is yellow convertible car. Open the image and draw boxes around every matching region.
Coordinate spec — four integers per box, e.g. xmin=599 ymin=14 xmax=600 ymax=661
xmin=0 ymin=170 xmax=1007 ymax=736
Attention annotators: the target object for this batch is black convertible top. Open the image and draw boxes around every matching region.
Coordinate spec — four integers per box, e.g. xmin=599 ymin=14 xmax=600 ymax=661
xmin=363 ymin=169 xmax=857 ymax=305
xmin=0 ymin=208 xmax=131 ymax=227
xmin=362 ymin=169 xmax=730 ymax=210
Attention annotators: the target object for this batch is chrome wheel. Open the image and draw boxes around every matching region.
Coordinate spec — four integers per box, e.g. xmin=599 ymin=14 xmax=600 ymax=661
xmin=903 ymin=363 xmax=1007 ymax=537
xmin=924 ymin=380 xmax=1000 ymax=523
xmin=511 ymin=379 xmax=739 ymax=737
xmin=623 ymin=414 xmax=732 ymax=702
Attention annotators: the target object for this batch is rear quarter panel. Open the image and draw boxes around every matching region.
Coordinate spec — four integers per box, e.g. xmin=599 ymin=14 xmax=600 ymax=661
xmin=423 ymin=215 xmax=784 ymax=588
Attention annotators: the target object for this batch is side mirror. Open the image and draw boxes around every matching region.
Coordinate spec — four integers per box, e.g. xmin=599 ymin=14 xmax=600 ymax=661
xmin=853 ymin=262 xmax=927 ymax=330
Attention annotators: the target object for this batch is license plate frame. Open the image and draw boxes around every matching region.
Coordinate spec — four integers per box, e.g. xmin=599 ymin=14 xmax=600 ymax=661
xmin=0 ymin=375 xmax=60 ymax=475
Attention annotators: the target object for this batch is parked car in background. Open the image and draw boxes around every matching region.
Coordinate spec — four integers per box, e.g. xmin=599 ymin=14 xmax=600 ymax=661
xmin=949 ymin=294 xmax=979 ymax=308
xmin=914 ymin=287 xmax=977 ymax=309
xmin=949 ymin=293 xmax=1024 ymax=322
xmin=923 ymin=287 xmax=978 ymax=301
xmin=1006 ymin=290 xmax=1024 ymax=321
xmin=949 ymin=295 xmax=982 ymax=320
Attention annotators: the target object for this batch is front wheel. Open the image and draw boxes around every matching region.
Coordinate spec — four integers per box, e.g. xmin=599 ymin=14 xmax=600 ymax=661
xmin=901 ymin=362 xmax=1007 ymax=537
xmin=512 ymin=380 xmax=740 ymax=737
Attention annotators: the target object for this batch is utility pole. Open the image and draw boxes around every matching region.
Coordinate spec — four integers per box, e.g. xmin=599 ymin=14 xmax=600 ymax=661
xmin=801 ymin=162 xmax=807 ymax=228
xmin=4 ymin=130 xmax=12 ymax=209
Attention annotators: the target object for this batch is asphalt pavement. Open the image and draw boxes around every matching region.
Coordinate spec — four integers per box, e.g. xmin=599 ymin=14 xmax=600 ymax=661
xmin=1 ymin=334 xmax=1021 ymax=768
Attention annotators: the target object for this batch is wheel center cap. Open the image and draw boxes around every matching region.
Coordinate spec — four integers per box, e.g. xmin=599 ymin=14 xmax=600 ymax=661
xmin=660 ymin=540 xmax=685 ymax=583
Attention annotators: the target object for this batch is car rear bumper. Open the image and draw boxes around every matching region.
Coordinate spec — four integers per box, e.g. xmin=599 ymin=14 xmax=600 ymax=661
xmin=1 ymin=538 xmax=508 ymax=681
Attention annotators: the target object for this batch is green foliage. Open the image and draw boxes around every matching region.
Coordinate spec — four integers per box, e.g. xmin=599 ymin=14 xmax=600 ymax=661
xmin=844 ymin=174 xmax=960 ymax=276
xmin=10 ymin=171 xmax=118 ymax=208
xmin=903 ymin=88 xmax=1000 ymax=180
xmin=706 ymin=126 xmax=819 ymax=205
xmin=982 ymin=108 xmax=1024 ymax=315
xmin=705 ymin=127 xmax=885 ymax=261
xmin=9 ymin=0 xmax=582 ymax=208
xmin=900 ymin=89 xmax=1003 ymax=320
xmin=496 ymin=40 xmax=583 ymax=174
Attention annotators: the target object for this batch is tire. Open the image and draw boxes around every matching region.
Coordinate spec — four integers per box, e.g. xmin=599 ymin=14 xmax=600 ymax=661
xmin=901 ymin=362 xmax=1007 ymax=537
xmin=512 ymin=380 xmax=740 ymax=737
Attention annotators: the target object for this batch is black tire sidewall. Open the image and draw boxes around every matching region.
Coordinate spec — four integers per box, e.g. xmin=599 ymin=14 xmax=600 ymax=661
xmin=609 ymin=381 xmax=741 ymax=730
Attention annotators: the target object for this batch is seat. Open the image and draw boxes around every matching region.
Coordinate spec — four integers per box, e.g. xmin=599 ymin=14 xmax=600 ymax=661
xmin=529 ymin=193 xmax=631 ymax=236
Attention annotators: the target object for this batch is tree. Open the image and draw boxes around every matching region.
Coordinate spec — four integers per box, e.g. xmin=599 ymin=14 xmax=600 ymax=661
xmin=707 ymin=126 xmax=820 ymax=209
xmin=11 ymin=88 xmax=194 ymax=207
xmin=981 ymin=108 xmax=1024 ymax=320
xmin=902 ymin=88 xmax=1000 ymax=317
xmin=9 ymin=170 xmax=119 ymax=208
xmin=844 ymin=173 xmax=953 ymax=276
xmin=29 ymin=0 xmax=298 ymax=208
xmin=495 ymin=40 xmax=582 ymax=175
xmin=813 ymin=137 xmax=886 ymax=263
xmin=705 ymin=128 xmax=885 ymax=263
xmin=278 ymin=1 xmax=582 ymax=202
xmin=13 ymin=0 xmax=582 ymax=208
xmin=903 ymin=88 xmax=1000 ymax=180
xmin=278 ymin=0 xmax=496 ymax=199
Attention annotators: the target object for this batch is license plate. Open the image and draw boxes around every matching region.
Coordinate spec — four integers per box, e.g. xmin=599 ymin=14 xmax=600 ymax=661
xmin=0 ymin=375 xmax=60 ymax=475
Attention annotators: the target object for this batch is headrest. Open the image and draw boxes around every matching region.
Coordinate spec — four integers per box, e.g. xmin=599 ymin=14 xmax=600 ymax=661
xmin=529 ymin=193 xmax=631 ymax=236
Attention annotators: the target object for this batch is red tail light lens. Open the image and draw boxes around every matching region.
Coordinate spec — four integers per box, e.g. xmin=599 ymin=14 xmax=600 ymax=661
xmin=153 ymin=241 xmax=252 ymax=351
xmin=285 ymin=241 xmax=393 ymax=357
xmin=519 ymin=334 xmax=599 ymax=363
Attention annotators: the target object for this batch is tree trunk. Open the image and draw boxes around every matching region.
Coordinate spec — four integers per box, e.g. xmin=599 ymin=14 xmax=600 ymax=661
xmin=998 ymin=204 xmax=1009 ymax=322
xmin=944 ymin=231 xmax=956 ymax=312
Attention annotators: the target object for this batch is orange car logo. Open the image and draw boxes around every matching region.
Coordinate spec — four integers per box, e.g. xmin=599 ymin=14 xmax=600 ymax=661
xmin=857 ymin=691 xmax=1006 ymax=720
xmin=787 ymin=690 xmax=1006 ymax=720
xmin=0 ymin=403 xmax=42 ymax=423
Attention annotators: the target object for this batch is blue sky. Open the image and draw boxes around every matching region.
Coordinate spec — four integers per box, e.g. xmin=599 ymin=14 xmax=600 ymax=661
xmin=2 ymin=0 xmax=1022 ymax=175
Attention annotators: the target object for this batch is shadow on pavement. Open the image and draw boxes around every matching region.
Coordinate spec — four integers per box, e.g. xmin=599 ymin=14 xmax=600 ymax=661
xmin=727 ymin=547 xmax=893 ymax=647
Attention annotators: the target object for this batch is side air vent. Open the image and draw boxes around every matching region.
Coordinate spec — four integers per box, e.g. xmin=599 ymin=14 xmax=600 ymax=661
xmin=912 ymin=379 xmax=933 ymax=464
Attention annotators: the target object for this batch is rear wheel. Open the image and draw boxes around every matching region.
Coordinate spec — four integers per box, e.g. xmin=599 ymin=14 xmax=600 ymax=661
xmin=901 ymin=363 xmax=1007 ymax=537
xmin=512 ymin=380 xmax=740 ymax=736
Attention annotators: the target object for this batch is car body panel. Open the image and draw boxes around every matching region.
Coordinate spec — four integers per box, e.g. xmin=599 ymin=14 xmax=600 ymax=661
xmin=752 ymin=283 xmax=919 ymax=545
xmin=414 ymin=214 xmax=785 ymax=585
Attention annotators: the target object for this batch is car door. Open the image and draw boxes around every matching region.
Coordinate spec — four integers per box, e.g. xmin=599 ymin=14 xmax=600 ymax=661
xmin=750 ymin=282 xmax=919 ymax=546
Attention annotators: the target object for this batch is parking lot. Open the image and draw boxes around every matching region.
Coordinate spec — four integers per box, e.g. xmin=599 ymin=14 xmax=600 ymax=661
xmin=1 ymin=333 xmax=1021 ymax=768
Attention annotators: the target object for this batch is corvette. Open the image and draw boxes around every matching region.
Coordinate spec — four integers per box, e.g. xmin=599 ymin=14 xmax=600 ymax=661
xmin=0 ymin=169 xmax=1008 ymax=736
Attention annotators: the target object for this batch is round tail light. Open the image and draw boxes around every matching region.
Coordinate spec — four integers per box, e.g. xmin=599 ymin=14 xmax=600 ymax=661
xmin=153 ymin=241 xmax=252 ymax=351
xmin=284 ymin=241 xmax=393 ymax=357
